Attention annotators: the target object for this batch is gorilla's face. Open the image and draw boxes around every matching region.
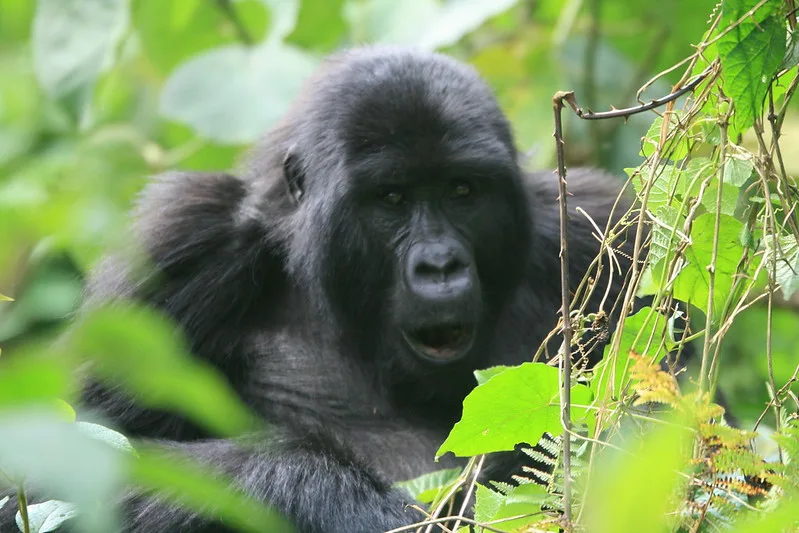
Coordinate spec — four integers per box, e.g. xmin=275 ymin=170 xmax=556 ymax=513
xmin=292 ymin=50 xmax=532 ymax=367
xmin=347 ymin=142 xmax=523 ymax=364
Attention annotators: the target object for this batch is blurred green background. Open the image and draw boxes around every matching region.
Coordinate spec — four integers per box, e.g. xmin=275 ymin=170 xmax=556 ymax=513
xmin=0 ymin=0 xmax=797 ymax=430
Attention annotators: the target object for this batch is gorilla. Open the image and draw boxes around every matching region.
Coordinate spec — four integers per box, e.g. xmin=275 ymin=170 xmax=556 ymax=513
xmin=2 ymin=46 xmax=634 ymax=532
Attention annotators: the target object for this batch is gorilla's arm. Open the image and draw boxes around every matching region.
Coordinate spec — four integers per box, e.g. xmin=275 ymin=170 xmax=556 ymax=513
xmin=77 ymin=172 xmax=421 ymax=532
xmin=119 ymin=433 xmax=418 ymax=533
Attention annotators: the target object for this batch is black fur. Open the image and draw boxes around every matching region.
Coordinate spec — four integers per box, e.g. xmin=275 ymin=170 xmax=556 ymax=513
xmin=1 ymin=47 xmax=633 ymax=533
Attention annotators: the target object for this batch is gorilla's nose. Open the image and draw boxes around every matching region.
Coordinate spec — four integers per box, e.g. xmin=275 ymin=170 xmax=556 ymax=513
xmin=406 ymin=240 xmax=474 ymax=301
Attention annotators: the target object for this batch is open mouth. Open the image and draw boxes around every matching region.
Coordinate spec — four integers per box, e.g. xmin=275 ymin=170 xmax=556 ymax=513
xmin=401 ymin=323 xmax=476 ymax=362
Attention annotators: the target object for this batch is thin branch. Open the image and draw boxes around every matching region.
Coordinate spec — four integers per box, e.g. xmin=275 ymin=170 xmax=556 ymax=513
xmin=559 ymin=64 xmax=714 ymax=121
xmin=552 ymin=91 xmax=574 ymax=529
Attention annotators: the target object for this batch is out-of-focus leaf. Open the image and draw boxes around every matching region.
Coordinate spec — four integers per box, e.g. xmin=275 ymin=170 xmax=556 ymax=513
xmin=718 ymin=0 xmax=785 ymax=131
xmin=345 ymin=0 xmax=520 ymax=50
xmin=160 ymin=43 xmax=317 ymax=144
xmin=583 ymin=419 xmax=692 ymax=533
xmin=131 ymin=444 xmax=295 ymax=533
xmin=134 ymin=0 xmax=268 ymax=75
xmin=69 ymin=306 xmax=258 ymax=437
xmin=31 ymin=0 xmax=129 ymax=99
xmin=0 ymin=411 xmax=124 ymax=532
xmin=76 ymin=422 xmax=136 ymax=455
xmin=287 ymin=0 xmax=346 ymax=51
xmin=259 ymin=0 xmax=300 ymax=41
xmin=437 ymin=363 xmax=593 ymax=457
xmin=0 ymin=356 xmax=74 ymax=408
xmin=16 ymin=500 xmax=78 ymax=533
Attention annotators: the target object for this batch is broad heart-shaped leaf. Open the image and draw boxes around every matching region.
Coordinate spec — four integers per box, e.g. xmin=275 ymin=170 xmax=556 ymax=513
xmin=160 ymin=43 xmax=318 ymax=144
xmin=718 ymin=0 xmax=786 ymax=131
xmin=673 ymin=213 xmax=744 ymax=321
xmin=437 ymin=363 xmax=593 ymax=457
xmin=16 ymin=500 xmax=78 ymax=533
xmin=32 ymin=0 xmax=128 ymax=98
xmin=345 ymin=0 xmax=520 ymax=50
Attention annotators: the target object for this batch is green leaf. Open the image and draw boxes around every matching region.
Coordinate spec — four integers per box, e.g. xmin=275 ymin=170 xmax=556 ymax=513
xmin=131 ymin=444 xmax=294 ymax=533
xmin=718 ymin=0 xmax=786 ymax=130
xmin=69 ymin=306 xmax=258 ymax=437
xmin=724 ymin=155 xmax=755 ymax=186
xmin=648 ymin=205 xmax=684 ymax=266
xmin=0 ymin=411 xmax=125 ymax=532
xmin=473 ymin=483 xmax=544 ymax=532
xmin=134 ymin=0 xmax=269 ymax=75
xmin=76 ymin=422 xmax=136 ymax=455
xmin=437 ymin=363 xmax=593 ymax=457
xmin=730 ymin=497 xmax=799 ymax=533
xmin=628 ymin=165 xmax=680 ymax=212
xmin=287 ymin=0 xmax=346 ymax=52
xmin=474 ymin=365 xmax=511 ymax=385
xmin=31 ymin=0 xmax=129 ymax=98
xmin=395 ymin=468 xmax=462 ymax=504
xmin=16 ymin=500 xmax=78 ymax=533
xmin=593 ymin=307 xmax=674 ymax=401
xmin=0 ymin=356 xmax=74 ymax=409
xmin=160 ymin=43 xmax=317 ymax=144
xmin=765 ymin=235 xmax=799 ymax=299
xmin=672 ymin=213 xmax=744 ymax=320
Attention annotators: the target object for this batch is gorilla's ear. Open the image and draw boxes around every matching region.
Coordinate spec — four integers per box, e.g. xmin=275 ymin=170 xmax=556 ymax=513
xmin=283 ymin=148 xmax=305 ymax=204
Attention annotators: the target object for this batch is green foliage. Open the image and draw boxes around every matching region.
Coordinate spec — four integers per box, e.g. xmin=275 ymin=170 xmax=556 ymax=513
xmin=3 ymin=0 xmax=799 ymax=531
xmin=437 ymin=363 xmax=593 ymax=457
xmin=718 ymin=0 xmax=786 ymax=131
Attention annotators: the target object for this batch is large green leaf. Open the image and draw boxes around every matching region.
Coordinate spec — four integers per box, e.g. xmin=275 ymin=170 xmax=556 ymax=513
xmin=31 ymin=0 xmax=129 ymax=99
xmin=159 ymin=43 xmax=317 ymax=144
xmin=437 ymin=363 xmax=593 ymax=457
xmin=718 ymin=0 xmax=786 ymax=131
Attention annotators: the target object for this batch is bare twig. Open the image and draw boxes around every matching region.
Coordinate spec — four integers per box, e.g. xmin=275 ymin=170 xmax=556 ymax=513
xmin=552 ymin=90 xmax=574 ymax=529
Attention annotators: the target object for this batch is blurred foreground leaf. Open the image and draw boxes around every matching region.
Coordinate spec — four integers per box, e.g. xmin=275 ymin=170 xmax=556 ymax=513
xmin=160 ymin=43 xmax=317 ymax=143
xmin=132 ymin=444 xmax=295 ymax=533
xmin=16 ymin=499 xmax=78 ymax=533
xmin=69 ymin=305 xmax=259 ymax=437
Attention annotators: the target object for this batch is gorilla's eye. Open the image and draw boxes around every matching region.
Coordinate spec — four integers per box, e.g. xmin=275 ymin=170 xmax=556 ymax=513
xmin=451 ymin=181 xmax=472 ymax=198
xmin=379 ymin=189 xmax=405 ymax=206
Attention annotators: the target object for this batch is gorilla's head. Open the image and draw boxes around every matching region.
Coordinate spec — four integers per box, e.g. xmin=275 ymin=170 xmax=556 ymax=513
xmin=248 ymin=47 xmax=532 ymax=374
